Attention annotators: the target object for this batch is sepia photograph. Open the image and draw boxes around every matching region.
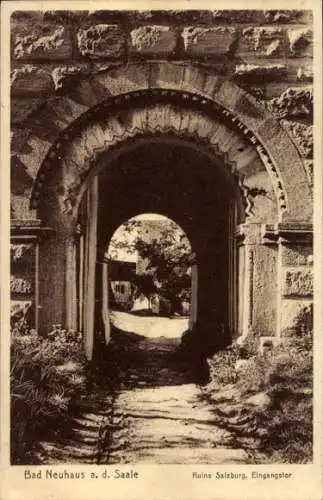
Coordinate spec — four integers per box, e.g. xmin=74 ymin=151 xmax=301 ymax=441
xmin=2 ymin=1 xmax=322 ymax=498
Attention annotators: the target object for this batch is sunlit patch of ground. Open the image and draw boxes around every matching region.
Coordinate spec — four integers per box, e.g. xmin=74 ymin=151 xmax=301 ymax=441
xmin=110 ymin=310 xmax=189 ymax=339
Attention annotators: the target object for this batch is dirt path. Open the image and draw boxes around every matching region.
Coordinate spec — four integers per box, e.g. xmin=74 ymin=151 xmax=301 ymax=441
xmin=107 ymin=384 xmax=249 ymax=464
xmin=37 ymin=384 xmax=250 ymax=466
xmin=35 ymin=313 xmax=252 ymax=465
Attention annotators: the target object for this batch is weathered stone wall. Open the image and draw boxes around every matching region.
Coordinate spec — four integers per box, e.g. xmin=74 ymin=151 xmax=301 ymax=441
xmin=10 ymin=10 xmax=314 ymax=340
xmin=11 ymin=9 xmax=313 ymax=222
xmin=280 ymin=239 xmax=313 ymax=337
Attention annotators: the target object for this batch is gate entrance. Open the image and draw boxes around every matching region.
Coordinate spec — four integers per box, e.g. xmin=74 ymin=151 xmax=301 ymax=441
xmin=75 ymin=139 xmax=240 ymax=359
xmin=22 ymin=65 xmax=311 ymax=359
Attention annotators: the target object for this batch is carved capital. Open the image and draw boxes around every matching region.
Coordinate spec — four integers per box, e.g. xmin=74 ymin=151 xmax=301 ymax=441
xmin=236 ymin=223 xmax=262 ymax=245
xmin=10 ymin=300 xmax=33 ymax=318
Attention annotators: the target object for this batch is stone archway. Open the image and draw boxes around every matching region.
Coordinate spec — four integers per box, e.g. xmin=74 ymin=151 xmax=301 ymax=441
xmin=87 ymin=138 xmax=241 ymax=358
xmin=14 ymin=62 xmax=311 ymax=222
xmin=13 ymin=62 xmax=313 ymax=358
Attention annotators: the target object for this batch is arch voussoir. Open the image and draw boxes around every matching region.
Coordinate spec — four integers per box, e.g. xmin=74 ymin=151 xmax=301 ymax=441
xmin=34 ymin=100 xmax=280 ymax=228
xmin=12 ymin=62 xmax=309 ymax=223
xmin=17 ymin=135 xmax=52 ymax=181
xmin=32 ymin=97 xmax=279 ymax=221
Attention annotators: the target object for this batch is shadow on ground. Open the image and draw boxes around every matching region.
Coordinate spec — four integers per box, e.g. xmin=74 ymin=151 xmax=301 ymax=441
xmin=94 ymin=323 xmax=210 ymax=389
xmin=28 ymin=320 xmax=255 ymax=465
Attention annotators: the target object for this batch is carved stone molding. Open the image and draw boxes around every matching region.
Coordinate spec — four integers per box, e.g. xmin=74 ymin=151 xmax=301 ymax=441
xmin=283 ymin=269 xmax=313 ymax=298
xmin=10 ymin=62 xmax=310 ymax=223
xmin=237 ymin=174 xmax=268 ymax=217
xmin=10 ymin=300 xmax=33 ymax=318
xmin=248 ymin=248 xmax=254 ymax=327
xmin=11 ymin=220 xmax=55 ymax=239
xmin=10 ymin=243 xmax=33 ymax=261
xmin=281 ymin=120 xmax=313 ymax=159
xmin=10 ymin=276 xmax=32 ymax=294
xmin=31 ymin=89 xmax=287 ymax=221
xmin=261 ymin=222 xmax=313 ymax=244
xmin=268 ymin=87 xmax=313 ymax=120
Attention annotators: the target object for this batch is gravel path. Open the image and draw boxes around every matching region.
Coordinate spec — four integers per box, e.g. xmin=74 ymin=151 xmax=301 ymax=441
xmin=107 ymin=384 xmax=249 ymax=464
xmin=35 ymin=313 xmax=251 ymax=465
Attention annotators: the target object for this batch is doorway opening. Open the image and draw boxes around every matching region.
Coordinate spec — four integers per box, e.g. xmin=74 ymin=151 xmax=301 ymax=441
xmin=73 ymin=138 xmax=240 ymax=369
xmin=106 ymin=213 xmax=195 ymax=343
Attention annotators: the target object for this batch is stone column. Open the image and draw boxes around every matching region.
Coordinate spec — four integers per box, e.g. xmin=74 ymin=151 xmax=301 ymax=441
xmin=238 ymin=222 xmax=278 ymax=341
xmin=236 ymin=224 xmax=259 ymax=339
xmin=228 ymin=199 xmax=238 ymax=335
xmin=189 ymin=262 xmax=198 ymax=330
xmin=38 ymin=229 xmax=67 ymax=333
xmin=237 ymin=232 xmax=246 ymax=336
xmin=83 ymin=176 xmax=99 ymax=361
xmin=78 ymin=232 xmax=85 ymax=333
xmin=65 ymin=229 xmax=78 ymax=331
xmin=102 ymin=261 xmax=111 ymax=344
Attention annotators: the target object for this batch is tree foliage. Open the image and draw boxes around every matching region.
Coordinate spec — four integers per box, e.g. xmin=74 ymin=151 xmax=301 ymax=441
xmin=108 ymin=218 xmax=192 ymax=313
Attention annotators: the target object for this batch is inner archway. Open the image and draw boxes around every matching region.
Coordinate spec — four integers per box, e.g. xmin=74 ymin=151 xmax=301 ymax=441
xmin=73 ymin=137 xmax=241 ymax=364
xmin=106 ymin=213 xmax=194 ymax=338
xmin=100 ymin=210 xmax=206 ymax=386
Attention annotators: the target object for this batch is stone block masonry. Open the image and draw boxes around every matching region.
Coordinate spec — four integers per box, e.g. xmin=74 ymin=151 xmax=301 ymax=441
xmin=9 ymin=9 xmax=314 ymax=341
xmin=10 ymin=9 xmax=313 ymax=123
xmin=130 ymin=26 xmax=177 ymax=55
xmin=182 ymin=27 xmax=237 ymax=56
xmin=77 ymin=25 xmax=125 ymax=59
xmin=10 ymin=7 xmax=314 ymax=226
xmin=12 ymin=23 xmax=72 ymax=60
xmin=11 ymin=66 xmax=55 ymax=96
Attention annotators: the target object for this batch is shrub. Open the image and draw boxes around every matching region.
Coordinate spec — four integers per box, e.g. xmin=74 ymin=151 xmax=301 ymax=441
xmin=206 ymin=344 xmax=240 ymax=387
xmin=10 ymin=324 xmax=86 ymax=464
xmin=235 ymin=354 xmax=269 ymax=396
xmin=238 ymin=328 xmax=261 ymax=359
xmin=257 ymin=334 xmax=313 ymax=463
xmin=204 ymin=329 xmax=313 ymax=463
xmin=205 ymin=329 xmax=260 ymax=389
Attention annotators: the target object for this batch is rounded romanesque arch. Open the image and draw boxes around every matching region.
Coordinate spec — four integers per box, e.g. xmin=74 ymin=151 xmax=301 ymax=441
xmin=33 ymin=90 xmax=280 ymax=228
xmin=12 ymin=62 xmax=311 ymax=224
xmin=11 ymin=62 xmax=313 ymax=354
